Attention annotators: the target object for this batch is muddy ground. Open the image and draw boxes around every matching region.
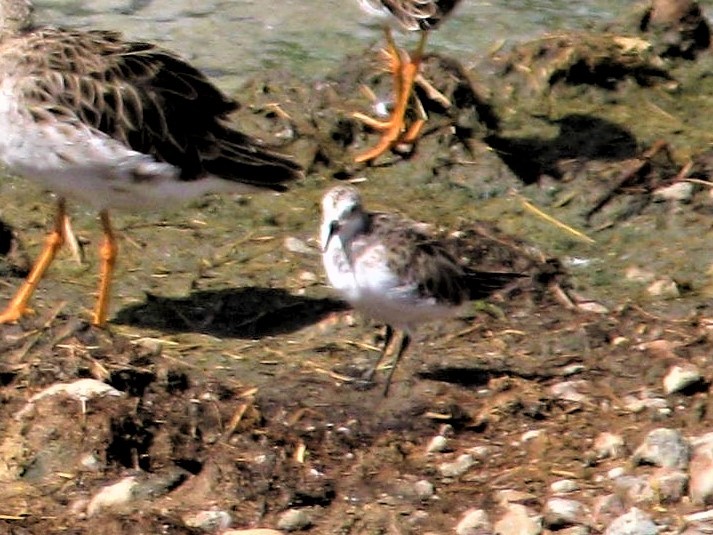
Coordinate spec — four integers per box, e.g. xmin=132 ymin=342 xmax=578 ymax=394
xmin=3 ymin=2 xmax=713 ymax=534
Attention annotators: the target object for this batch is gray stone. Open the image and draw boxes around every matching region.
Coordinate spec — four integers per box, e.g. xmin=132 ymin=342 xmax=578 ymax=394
xmin=550 ymin=479 xmax=580 ymax=494
xmin=439 ymin=454 xmax=475 ymax=478
xmin=690 ymin=448 xmax=713 ymax=505
xmin=653 ymin=181 xmax=694 ymax=202
xmin=86 ymin=476 xmax=138 ymax=517
xmin=277 ymin=509 xmax=311 ymax=532
xmin=493 ymin=503 xmax=542 ymax=535
xmin=414 ymin=479 xmax=435 ymax=500
xmin=594 ymin=432 xmax=626 ymax=459
xmin=592 ymin=494 xmax=626 ymax=527
xmin=646 ymin=468 xmax=688 ymax=503
xmin=455 ymin=508 xmax=493 ymax=535
xmin=663 ymin=363 xmax=703 ymax=395
xmin=544 ymin=498 xmax=587 ymax=528
xmin=550 ymin=380 xmax=590 ymax=403
xmin=183 ymin=510 xmax=232 ymax=531
xmin=604 ymin=508 xmax=658 ymax=535
xmin=632 ymin=428 xmax=690 ymax=469
xmin=426 ymin=435 xmax=449 ymax=453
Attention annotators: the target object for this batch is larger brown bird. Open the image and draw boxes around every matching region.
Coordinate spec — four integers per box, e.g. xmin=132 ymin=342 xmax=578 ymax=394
xmin=353 ymin=0 xmax=462 ymax=163
xmin=0 ymin=0 xmax=302 ymax=326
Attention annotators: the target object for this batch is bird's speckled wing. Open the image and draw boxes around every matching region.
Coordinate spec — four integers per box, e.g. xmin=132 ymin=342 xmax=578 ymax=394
xmin=378 ymin=0 xmax=461 ymax=30
xmin=364 ymin=211 xmax=469 ymax=306
xmin=6 ymin=28 xmax=300 ymax=188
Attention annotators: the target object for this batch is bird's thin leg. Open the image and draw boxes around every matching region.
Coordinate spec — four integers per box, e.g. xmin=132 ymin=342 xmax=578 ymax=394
xmin=93 ymin=209 xmax=117 ymax=327
xmin=352 ymin=29 xmax=428 ymax=163
xmin=0 ymin=198 xmax=67 ymax=323
xmin=364 ymin=324 xmax=395 ymax=382
xmin=382 ymin=332 xmax=411 ymax=397
xmin=353 ymin=26 xmax=404 ymax=131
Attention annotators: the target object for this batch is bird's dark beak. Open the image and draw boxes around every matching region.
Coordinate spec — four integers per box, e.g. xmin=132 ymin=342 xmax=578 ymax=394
xmin=323 ymin=220 xmax=339 ymax=252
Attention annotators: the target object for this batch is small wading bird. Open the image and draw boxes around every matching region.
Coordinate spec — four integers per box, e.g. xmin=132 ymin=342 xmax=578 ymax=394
xmin=0 ymin=0 xmax=302 ymax=326
xmin=320 ymin=185 xmax=521 ymax=396
xmin=353 ymin=0 xmax=462 ymax=163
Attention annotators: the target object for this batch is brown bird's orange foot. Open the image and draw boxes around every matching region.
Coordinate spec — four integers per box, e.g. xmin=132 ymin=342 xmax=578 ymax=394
xmin=0 ymin=199 xmax=67 ymax=324
xmin=92 ymin=209 xmax=117 ymax=327
xmin=353 ymin=30 xmax=428 ymax=163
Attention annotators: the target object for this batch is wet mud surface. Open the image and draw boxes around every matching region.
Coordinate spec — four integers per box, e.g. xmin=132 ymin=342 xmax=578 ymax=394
xmin=3 ymin=3 xmax=713 ymax=534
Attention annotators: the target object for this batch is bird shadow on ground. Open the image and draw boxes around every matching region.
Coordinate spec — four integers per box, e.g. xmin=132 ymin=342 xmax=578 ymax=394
xmin=486 ymin=113 xmax=639 ymax=184
xmin=418 ymin=363 xmax=561 ymax=387
xmin=113 ymin=286 xmax=348 ymax=339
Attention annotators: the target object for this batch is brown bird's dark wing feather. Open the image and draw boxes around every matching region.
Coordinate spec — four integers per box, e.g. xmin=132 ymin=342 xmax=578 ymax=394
xmin=18 ymin=28 xmax=301 ymax=190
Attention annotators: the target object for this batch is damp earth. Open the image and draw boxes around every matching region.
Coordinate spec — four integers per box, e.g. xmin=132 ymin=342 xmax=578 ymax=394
xmin=4 ymin=2 xmax=713 ymax=534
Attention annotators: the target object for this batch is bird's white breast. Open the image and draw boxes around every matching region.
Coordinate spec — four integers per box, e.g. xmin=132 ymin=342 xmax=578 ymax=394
xmin=323 ymin=233 xmax=459 ymax=330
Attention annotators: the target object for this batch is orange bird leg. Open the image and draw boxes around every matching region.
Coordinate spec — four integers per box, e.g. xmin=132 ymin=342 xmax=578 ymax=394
xmin=353 ymin=30 xmax=428 ymax=163
xmin=0 ymin=198 xmax=67 ymax=323
xmin=93 ymin=209 xmax=117 ymax=327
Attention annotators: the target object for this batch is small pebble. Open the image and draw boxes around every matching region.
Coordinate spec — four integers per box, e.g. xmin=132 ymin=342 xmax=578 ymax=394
xmin=455 ymin=508 xmax=492 ymax=535
xmin=561 ymin=364 xmax=586 ymax=376
xmin=622 ymin=392 xmax=668 ymax=413
xmin=17 ymin=378 xmax=124 ymax=418
xmin=653 ymin=181 xmax=694 ymax=202
xmin=68 ymin=498 xmax=90 ymax=517
xmin=576 ymin=300 xmax=609 ymax=314
xmin=612 ymin=475 xmax=648 ymax=502
xmin=604 ymin=507 xmax=657 ymax=535
xmin=607 ymin=467 xmax=626 ymax=479
xmin=689 ymin=448 xmax=713 ymax=505
xmin=496 ymin=489 xmax=539 ymax=506
xmin=663 ymin=363 xmax=703 ymax=395
xmin=550 ymin=381 xmax=589 ymax=403
xmin=544 ymin=498 xmax=586 ymax=528
xmin=86 ymin=476 xmax=137 ymax=517
xmin=277 ymin=509 xmax=311 ymax=532
xmin=298 ymin=270 xmax=317 ymax=283
xmin=183 ymin=510 xmax=232 ymax=531
xmin=684 ymin=509 xmax=713 ymax=523
xmin=625 ymin=266 xmax=655 ymax=283
xmin=646 ymin=277 xmax=679 ymax=298
xmin=521 ymin=429 xmax=544 ymax=442
xmin=594 ymin=432 xmax=626 ymax=459
xmin=79 ymin=453 xmax=103 ymax=472
xmin=592 ymin=494 xmax=626 ymax=527
xmin=493 ymin=503 xmax=542 ymax=535
xmin=691 ymin=432 xmax=713 ymax=450
xmin=468 ymin=446 xmax=490 ymax=459
xmin=550 ymin=479 xmax=580 ymax=494
xmin=439 ymin=454 xmax=475 ymax=478
xmin=414 ymin=479 xmax=435 ymax=500
xmin=427 ymin=435 xmax=449 ymax=453
xmin=283 ymin=236 xmax=313 ymax=255
xmin=632 ymin=428 xmax=690 ymax=469
xmin=646 ymin=468 xmax=688 ymax=503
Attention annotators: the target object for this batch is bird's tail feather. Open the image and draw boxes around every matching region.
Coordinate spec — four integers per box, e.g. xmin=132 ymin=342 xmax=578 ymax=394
xmin=202 ymin=128 xmax=303 ymax=191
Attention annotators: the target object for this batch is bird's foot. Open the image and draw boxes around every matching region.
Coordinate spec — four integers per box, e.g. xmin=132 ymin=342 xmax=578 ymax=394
xmin=0 ymin=304 xmax=32 ymax=324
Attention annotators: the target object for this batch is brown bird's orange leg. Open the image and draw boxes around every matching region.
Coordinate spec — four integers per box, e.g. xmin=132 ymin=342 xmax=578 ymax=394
xmin=353 ymin=29 xmax=428 ymax=163
xmin=0 ymin=199 xmax=67 ymax=323
xmin=93 ymin=209 xmax=117 ymax=327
